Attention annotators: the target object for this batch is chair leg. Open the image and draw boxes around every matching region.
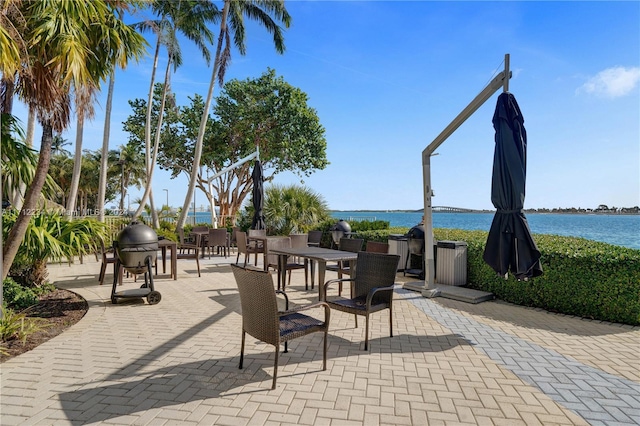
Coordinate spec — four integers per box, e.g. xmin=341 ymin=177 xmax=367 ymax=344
xmin=99 ymin=262 xmax=106 ymax=285
xmin=323 ymin=329 xmax=328 ymax=371
xmin=389 ymin=305 xmax=393 ymax=338
xmin=239 ymin=331 xmax=245 ymax=369
xmin=365 ymin=313 xmax=370 ymax=351
xmin=272 ymin=346 xmax=279 ymax=390
xmin=195 ymin=256 xmax=201 ymax=277
xmin=236 ymin=251 xmax=240 ymax=264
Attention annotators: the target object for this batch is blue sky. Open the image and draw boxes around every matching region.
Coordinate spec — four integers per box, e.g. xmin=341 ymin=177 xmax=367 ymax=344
xmin=13 ymin=1 xmax=640 ymax=211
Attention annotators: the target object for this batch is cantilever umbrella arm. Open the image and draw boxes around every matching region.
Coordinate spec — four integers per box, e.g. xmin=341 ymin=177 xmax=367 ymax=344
xmin=420 ymin=57 xmax=511 ymax=292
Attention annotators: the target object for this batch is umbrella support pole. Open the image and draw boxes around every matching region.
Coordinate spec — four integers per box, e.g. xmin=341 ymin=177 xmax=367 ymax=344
xmin=419 ymin=55 xmax=512 ymax=291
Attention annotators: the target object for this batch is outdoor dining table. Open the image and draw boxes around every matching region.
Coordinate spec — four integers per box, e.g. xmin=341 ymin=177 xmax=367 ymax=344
xmin=268 ymin=246 xmax=358 ymax=301
xmin=157 ymin=239 xmax=177 ymax=280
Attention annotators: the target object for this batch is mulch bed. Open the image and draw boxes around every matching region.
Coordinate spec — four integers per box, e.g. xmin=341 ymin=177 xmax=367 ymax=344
xmin=1 ymin=289 xmax=88 ymax=362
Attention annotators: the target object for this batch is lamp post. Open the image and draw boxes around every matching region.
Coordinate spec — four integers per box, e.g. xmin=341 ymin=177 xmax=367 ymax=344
xmin=163 ymin=189 xmax=168 ymax=210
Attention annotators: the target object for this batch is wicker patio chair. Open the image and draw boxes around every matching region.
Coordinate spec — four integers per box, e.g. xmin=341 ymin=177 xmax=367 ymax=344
xmin=323 ymin=251 xmax=399 ymax=351
xmin=207 ymin=228 xmax=229 ymax=259
xmin=236 ymin=231 xmax=263 ymax=267
xmin=307 ymin=230 xmax=323 ymax=247
xmin=177 ymin=231 xmax=201 ymax=277
xmin=265 ymin=236 xmax=292 ymax=275
xmin=98 ymin=239 xmax=122 ymax=285
xmin=287 ymin=234 xmax=310 ymax=289
xmin=231 ymin=264 xmax=330 ymax=389
xmin=365 ymin=241 xmax=389 ymax=253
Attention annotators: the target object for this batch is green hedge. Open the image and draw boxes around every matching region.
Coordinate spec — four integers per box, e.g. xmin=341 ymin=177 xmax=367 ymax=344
xmin=458 ymin=231 xmax=639 ymax=326
xmin=345 ymin=227 xmax=640 ymax=325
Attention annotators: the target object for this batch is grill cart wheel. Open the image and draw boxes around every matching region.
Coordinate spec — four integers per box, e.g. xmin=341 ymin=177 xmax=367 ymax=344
xmin=147 ymin=291 xmax=161 ymax=305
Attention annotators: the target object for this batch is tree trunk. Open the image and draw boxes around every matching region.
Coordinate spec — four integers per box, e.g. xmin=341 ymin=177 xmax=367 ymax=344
xmin=2 ymin=122 xmax=54 ymax=280
xmin=134 ymin=58 xmax=171 ymax=230
xmin=98 ymin=74 xmax=115 ymax=222
xmin=176 ymin=0 xmax=230 ymax=233
xmin=65 ymin=115 xmax=84 ymax=219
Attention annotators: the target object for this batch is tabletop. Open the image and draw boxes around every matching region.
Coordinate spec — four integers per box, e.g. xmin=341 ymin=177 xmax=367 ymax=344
xmin=268 ymin=246 xmax=358 ymax=262
xmin=268 ymin=246 xmax=358 ymax=299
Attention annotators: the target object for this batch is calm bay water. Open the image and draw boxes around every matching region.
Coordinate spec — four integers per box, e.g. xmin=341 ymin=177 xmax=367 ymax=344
xmin=187 ymin=210 xmax=639 ymax=249
xmin=331 ymin=211 xmax=640 ymax=250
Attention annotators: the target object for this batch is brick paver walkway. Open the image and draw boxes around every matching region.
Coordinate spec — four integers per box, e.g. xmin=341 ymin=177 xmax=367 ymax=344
xmin=1 ymin=255 xmax=638 ymax=425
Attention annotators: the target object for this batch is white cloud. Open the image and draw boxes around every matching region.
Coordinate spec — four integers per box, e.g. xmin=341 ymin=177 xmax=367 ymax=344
xmin=577 ymin=66 xmax=640 ymax=98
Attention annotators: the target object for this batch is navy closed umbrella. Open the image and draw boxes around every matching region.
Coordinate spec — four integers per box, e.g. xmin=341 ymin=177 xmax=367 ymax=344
xmin=251 ymin=160 xmax=266 ymax=230
xmin=483 ymin=92 xmax=542 ymax=280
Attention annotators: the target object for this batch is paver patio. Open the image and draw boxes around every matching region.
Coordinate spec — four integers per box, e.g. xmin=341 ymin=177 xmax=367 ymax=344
xmin=1 ymin=254 xmax=638 ymax=425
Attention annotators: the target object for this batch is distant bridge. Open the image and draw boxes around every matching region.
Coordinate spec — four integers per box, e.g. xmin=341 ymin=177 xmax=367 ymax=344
xmin=432 ymin=206 xmax=482 ymax=213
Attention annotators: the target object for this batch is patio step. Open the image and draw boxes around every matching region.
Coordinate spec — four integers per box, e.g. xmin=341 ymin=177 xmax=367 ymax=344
xmin=402 ymin=281 xmax=494 ymax=304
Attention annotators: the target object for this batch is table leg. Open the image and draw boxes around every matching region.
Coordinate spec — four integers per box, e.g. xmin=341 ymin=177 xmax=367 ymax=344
xmin=171 ymin=245 xmax=177 ymax=280
xmin=318 ymin=261 xmax=327 ymax=301
xmin=161 ymin=247 xmax=167 ymax=274
xmin=310 ymin=260 xmax=316 ymax=289
xmin=278 ymin=254 xmax=287 ymax=291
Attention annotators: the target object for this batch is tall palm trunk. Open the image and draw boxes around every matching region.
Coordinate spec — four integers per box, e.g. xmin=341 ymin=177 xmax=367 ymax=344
xmin=2 ymin=123 xmax=54 ymax=280
xmin=176 ymin=1 xmax=230 ymax=233
xmin=65 ymin=114 xmax=84 ymax=219
xmin=98 ymin=74 xmax=115 ymax=222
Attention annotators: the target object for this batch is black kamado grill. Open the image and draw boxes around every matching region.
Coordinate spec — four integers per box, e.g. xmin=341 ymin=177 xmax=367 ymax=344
xmin=404 ymin=223 xmax=425 ymax=279
xmin=111 ymin=221 xmax=161 ymax=305
xmin=329 ymin=219 xmax=352 ymax=248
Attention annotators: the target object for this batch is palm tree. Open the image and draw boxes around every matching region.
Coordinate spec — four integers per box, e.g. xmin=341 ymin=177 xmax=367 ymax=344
xmin=262 ymin=184 xmax=331 ymax=235
xmin=132 ymin=0 xmax=219 ymax=227
xmin=176 ymin=0 xmax=291 ymax=233
xmin=118 ymin=142 xmax=146 ymax=212
xmin=48 ymin=153 xmax=74 ymax=206
xmin=65 ymin=85 xmax=97 ymax=219
xmin=1 ymin=114 xmax=60 ymax=208
xmin=97 ymin=74 xmax=115 ymax=222
xmin=51 ymin=133 xmax=71 ymax=156
xmin=0 ymin=0 xmax=146 ymax=280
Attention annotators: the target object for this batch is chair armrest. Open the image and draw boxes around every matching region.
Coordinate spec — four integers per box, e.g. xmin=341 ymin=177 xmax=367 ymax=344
xmin=276 ymin=290 xmax=289 ymax=311
xmin=365 ymin=284 xmax=395 ymax=308
xmin=280 ymin=302 xmax=331 ymax=322
xmin=323 ymin=278 xmax=354 ymax=298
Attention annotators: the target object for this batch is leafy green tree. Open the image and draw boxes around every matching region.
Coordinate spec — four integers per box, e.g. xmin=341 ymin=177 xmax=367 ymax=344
xmin=126 ymin=69 xmax=328 ymax=222
xmin=176 ymin=0 xmax=292 ymax=232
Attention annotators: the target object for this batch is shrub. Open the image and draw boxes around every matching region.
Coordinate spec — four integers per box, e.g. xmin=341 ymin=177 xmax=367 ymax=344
xmin=0 ymin=306 xmax=49 ymax=344
xmin=354 ymin=227 xmax=640 ymax=325
xmin=2 ymin=277 xmax=38 ymax=311
xmin=350 ymin=219 xmax=389 ymax=232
